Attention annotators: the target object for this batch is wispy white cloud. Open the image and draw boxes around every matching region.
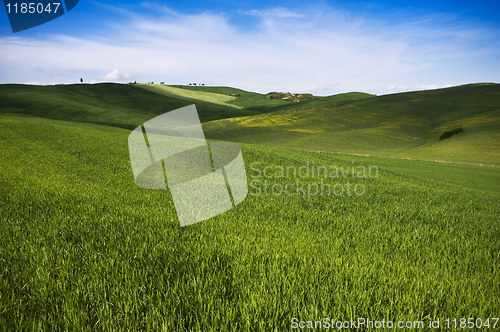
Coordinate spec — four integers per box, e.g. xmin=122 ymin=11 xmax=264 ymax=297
xmin=100 ymin=69 xmax=130 ymax=82
xmin=50 ymin=68 xmax=83 ymax=77
xmin=0 ymin=4 xmax=498 ymax=95
xmin=238 ymin=8 xmax=304 ymax=18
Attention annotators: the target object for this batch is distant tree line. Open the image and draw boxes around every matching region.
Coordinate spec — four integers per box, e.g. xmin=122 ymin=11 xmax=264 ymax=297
xmin=267 ymin=92 xmax=315 ymax=103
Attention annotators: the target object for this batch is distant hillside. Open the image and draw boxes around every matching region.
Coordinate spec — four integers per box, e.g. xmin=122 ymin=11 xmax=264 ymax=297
xmin=172 ymin=85 xmax=375 ymax=111
xmin=0 ymin=83 xmax=376 ymax=130
xmin=2 ymin=82 xmax=498 ymax=166
xmin=169 ymin=85 xmax=290 ymax=111
xmin=202 ymin=83 xmax=500 ymax=166
xmin=0 ymin=83 xmax=257 ymax=129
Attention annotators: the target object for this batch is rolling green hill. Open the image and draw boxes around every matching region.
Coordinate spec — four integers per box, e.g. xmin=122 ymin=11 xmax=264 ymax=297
xmin=0 ymin=83 xmax=378 ymax=131
xmin=170 ymin=85 xmax=292 ymax=110
xmin=203 ymin=83 xmax=500 ymax=166
xmin=0 ymin=83 xmax=256 ymax=129
xmin=1 ymin=82 xmax=498 ymax=167
xmin=171 ymin=85 xmax=375 ymax=111
xmin=136 ymin=84 xmax=243 ymax=109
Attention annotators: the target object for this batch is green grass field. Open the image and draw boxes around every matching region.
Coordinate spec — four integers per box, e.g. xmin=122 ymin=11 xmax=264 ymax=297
xmin=0 ymin=83 xmax=499 ymax=331
xmin=323 ymin=153 xmax=500 ymax=194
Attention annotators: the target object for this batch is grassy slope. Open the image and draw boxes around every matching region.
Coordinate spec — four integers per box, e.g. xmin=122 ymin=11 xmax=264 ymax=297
xmin=136 ymin=84 xmax=243 ymax=109
xmin=170 ymin=85 xmax=291 ymax=110
xmin=0 ymin=114 xmax=499 ymax=330
xmin=0 ymin=83 xmax=257 ymax=129
xmin=203 ymin=83 xmax=500 ymax=166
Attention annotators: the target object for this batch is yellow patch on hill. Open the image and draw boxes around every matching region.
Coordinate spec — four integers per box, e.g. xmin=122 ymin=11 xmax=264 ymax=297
xmin=136 ymin=84 xmax=242 ymax=109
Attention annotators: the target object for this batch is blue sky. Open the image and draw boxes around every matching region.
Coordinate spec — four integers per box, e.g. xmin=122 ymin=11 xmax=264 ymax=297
xmin=1 ymin=0 xmax=499 ymax=95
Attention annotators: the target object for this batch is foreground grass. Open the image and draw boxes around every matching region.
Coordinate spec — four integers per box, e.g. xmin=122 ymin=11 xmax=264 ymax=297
xmin=1 ymin=114 xmax=499 ymax=331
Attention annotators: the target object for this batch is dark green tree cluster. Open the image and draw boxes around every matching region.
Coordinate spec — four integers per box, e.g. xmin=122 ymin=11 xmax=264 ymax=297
xmin=440 ymin=127 xmax=464 ymax=140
